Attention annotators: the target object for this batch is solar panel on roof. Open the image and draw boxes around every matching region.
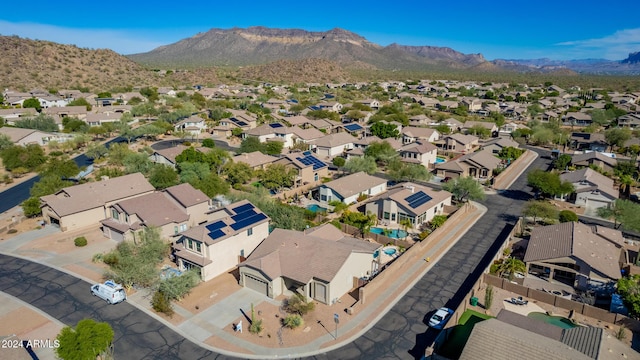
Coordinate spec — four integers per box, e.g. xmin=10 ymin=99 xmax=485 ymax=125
xmin=231 ymin=213 xmax=267 ymax=231
xmin=303 ymin=151 xmax=311 ymax=156
xmin=237 ymin=121 xmax=248 ymax=126
xmin=269 ymin=123 xmax=284 ymax=128
xmin=406 ymin=191 xmax=433 ymax=209
xmin=232 ymin=203 xmax=255 ymax=214
xmin=344 ymin=124 xmax=363 ymax=132
xmin=296 ymin=153 xmax=327 ymax=171
xmin=232 ymin=209 xmax=256 ymax=222
xmin=208 ymin=229 xmax=226 ymax=240
xmin=205 ymin=220 xmax=226 ymax=232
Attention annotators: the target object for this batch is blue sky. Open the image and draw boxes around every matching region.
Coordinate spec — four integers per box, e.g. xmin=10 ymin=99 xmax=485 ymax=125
xmin=2 ymin=1 xmax=640 ymax=60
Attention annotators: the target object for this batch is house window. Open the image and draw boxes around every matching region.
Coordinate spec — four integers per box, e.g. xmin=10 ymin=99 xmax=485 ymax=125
xmin=247 ymin=227 xmax=253 ymax=236
xmin=187 ymin=239 xmax=193 ymax=250
xmin=391 ymin=213 xmax=396 ymax=221
xmin=383 ymin=212 xmax=390 ymax=220
xmin=195 ymin=242 xmax=201 ymax=253
xmin=111 ymin=209 xmax=119 ymax=220
xmin=180 ymin=224 xmax=187 ymax=232
xmin=314 ymin=173 xmax=319 ymax=181
xmin=320 ymin=195 xmax=327 ymax=201
xmin=174 ymin=226 xmax=179 ymax=235
xmin=125 ymin=214 xmax=129 ymax=223
xmin=240 ymin=249 xmax=245 ymax=257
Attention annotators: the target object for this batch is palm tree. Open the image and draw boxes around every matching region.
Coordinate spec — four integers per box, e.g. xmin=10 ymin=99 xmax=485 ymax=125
xmin=399 ymin=218 xmax=413 ymax=240
xmin=497 ymin=258 xmax=526 ymax=281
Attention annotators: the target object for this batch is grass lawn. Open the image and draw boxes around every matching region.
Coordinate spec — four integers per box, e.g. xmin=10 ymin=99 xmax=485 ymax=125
xmin=437 ymin=309 xmax=493 ymax=359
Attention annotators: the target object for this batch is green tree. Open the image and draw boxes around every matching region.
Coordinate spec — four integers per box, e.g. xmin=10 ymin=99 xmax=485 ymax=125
xmin=340 ymin=210 xmax=377 ymax=237
xmin=527 ymin=169 xmax=574 ymax=197
xmin=30 ymin=175 xmax=72 ymax=198
xmin=370 ymin=121 xmax=400 ymax=139
xmin=1 ymin=144 xmax=47 ymax=171
xmin=85 ymin=143 xmax=108 ymax=160
xmin=332 ymin=156 xmax=346 ymax=167
xmin=553 ymin=154 xmax=572 ymax=170
xmin=597 ymin=199 xmax=640 ymax=232
xmin=123 ymin=152 xmax=153 ymax=174
xmin=259 ymin=163 xmax=296 ymax=191
xmin=498 ymin=147 xmax=525 ymax=161
xmin=364 ymin=141 xmax=398 ymax=165
xmin=190 ymin=173 xmax=229 ymax=197
xmin=107 ymin=142 xmax=133 ymax=166
xmin=388 ymin=160 xmax=432 ymax=182
xmin=605 ymin=127 xmax=632 ymax=152
xmin=435 ymin=124 xmax=451 ymax=135
xmin=22 ymin=197 xmax=43 ymax=217
xmin=264 ymin=141 xmax=284 ymax=155
xmin=201 ymin=138 xmax=216 ymax=148
xmin=158 ymin=270 xmax=200 ymax=301
xmin=467 ymin=125 xmax=491 ymax=139
xmin=149 ymin=164 xmax=179 ymax=189
xmin=617 ymin=275 xmax=640 ymax=317
xmin=559 ymin=210 xmax=578 ymax=223
xmin=22 ymin=97 xmax=41 ymax=112
xmin=442 ymin=176 xmax=486 ymax=202
xmin=522 ymin=200 xmax=558 ymax=224
xmin=429 ymin=214 xmax=448 ymax=230
xmin=240 ymin=137 xmax=263 ymax=153
xmin=223 ymin=161 xmax=254 ymax=186
xmin=40 ymin=156 xmax=80 ymax=178
xmin=62 ymin=117 xmax=89 ymax=133
xmin=56 ymin=319 xmax=114 ymax=360
xmin=496 ymin=258 xmax=526 ymax=280
xmin=0 ymin=134 xmax=12 ymax=151
xmin=343 ymin=156 xmax=377 ymax=174
xmin=15 ymin=113 xmax=58 ymax=132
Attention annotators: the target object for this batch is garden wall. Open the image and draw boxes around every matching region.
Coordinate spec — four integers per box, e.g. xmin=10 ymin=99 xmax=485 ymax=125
xmin=492 ymin=149 xmax=537 ymax=190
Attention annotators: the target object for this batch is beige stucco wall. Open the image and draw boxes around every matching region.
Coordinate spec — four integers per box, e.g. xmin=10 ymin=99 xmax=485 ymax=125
xmin=201 ymin=221 xmax=269 ymax=281
xmin=186 ymin=202 xmax=211 ymax=226
xmin=238 ymin=266 xmax=281 ymax=298
xmin=327 ymin=251 xmax=378 ymax=304
xmin=59 ymin=207 xmax=106 ymax=232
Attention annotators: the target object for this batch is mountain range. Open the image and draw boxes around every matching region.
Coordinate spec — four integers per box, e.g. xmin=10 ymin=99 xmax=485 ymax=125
xmin=128 ymin=26 xmax=640 ymax=75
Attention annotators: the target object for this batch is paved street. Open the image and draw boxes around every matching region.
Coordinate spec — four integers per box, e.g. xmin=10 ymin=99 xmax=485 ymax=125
xmin=0 ymin=149 xmax=551 ymax=359
xmin=308 ymin=149 xmax=551 ymax=359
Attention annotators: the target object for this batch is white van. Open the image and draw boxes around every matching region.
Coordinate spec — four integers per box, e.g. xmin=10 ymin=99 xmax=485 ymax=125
xmin=91 ymin=280 xmax=127 ymax=304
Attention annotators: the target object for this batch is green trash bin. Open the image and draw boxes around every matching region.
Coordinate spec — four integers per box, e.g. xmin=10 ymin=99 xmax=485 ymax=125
xmin=470 ymin=297 xmax=478 ymax=306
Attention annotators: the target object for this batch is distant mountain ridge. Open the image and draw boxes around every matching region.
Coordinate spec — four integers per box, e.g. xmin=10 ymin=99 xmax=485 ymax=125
xmin=127 ymin=26 xmax=488 ymax=70
xmin=128 ymin=26 xmax=640 ymax=75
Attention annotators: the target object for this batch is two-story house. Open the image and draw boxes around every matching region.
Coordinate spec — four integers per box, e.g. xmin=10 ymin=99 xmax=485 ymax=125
xmin=400 ymin=141 xmax=438 ymax=168
xmin=401 ymin=127 xmax=440 ymax=144
xmin=172 ymin=200 xmax=270 ymax=281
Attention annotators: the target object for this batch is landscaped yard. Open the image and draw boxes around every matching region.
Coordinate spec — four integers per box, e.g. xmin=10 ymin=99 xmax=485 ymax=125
xmin=437 ymin=309 xmax=493 ymax=359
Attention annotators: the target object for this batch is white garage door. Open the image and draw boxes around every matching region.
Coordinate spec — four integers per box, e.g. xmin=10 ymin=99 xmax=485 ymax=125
xmin=244 ymin=274 xmax=268 ymax=296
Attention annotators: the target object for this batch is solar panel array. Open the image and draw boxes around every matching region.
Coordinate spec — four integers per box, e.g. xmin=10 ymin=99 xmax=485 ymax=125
xmin=204 ymin=203 xmax=268 ymax=240
xmin=231 ymin=213 xmax=267 ymax=231
xmin=344 ymin=124 xmax=363 ymax=132
xmin=232 ymin=203 xmax=255 ymax=214
xmin=209 ymin=229 xmax=226 ymax=239
xmin=269 ymin=123 xmax=284 ymax=128
xmin=205 ymin=220 xmax=227 ymax=240
xmin=296 ymin=154 xmax=327 ymax=170
xmin=230 ymin=117 xmax=248 ymax=127
xmin=405 ymin=191 xmax=433 ymax=209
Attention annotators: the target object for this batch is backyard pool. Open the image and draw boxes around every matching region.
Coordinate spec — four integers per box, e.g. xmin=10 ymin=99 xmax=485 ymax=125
xmin=370 ymin=227 xmax=408 ymax=239
xmin=527 ymin=312 xmax=578 ymax=329
xmin=306 ymin=204 xmax=328 ymax=213
xmin=435 ymin=156 xmax=447 ymax=164
xmin=383 ymin=247 xmax=397 ymax=256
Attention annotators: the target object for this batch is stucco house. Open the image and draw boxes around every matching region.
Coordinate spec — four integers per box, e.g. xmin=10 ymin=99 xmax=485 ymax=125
xmin=438 ymin=133 xmax=479 ymax=154
xmin=319 ymin=172 xmax=387 ymax=204
xmin=0 ymin=127 xmax=74 ymax=146
xmin=558 ymin=168 xmax=618 ymax=215
xmin=272 ymin=152 xmax=329 ymax=188
xmin=401 ymin=127 xmax=440 ymax=144
xmin=100 ymin=183 xmax=210 ymax=241
xmin=232 ymin=151 xmax=279 ymax=171
xmin=435 ymin=149 xmax=501 ymax=180
xmin=238 ymin=224 xmax=380 ymax=304
xmin=570 ymin=152 xmax=617 ymax=173
xmin=174 ymin=115 xmax=207 ymax=138
xmin=365 ymin=183 xmax=452 ymax=229
xmin=41 ymin=173 xmax=156 ymax=232
xmin=400 ymin=141 xmax=438 ymax=168
xmin=148 ymin=145 xmax=189 ymax=168
xmin=524 ymin=222 xmax=624 ymax=290
xmin=481 ymin=137 xmax=520 ymax=155
xmin=310 ymin=132 xmax=356 ymax=158
xmin=171 ymin=200 xmax=270 ymax=281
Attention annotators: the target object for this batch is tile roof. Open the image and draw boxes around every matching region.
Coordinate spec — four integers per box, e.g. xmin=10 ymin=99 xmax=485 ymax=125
xmin=460 ymin=319 xmax=591 ymax=360
xmin=163 ymin=183 xmax=209 ymax=208
xmin=114 ymin=192 xmax=189 ymax=227
xmin=401 ymin=141 xmax=437 ymax=154
xmin=524 ymin=222 xmax=623 ymax=279
xmin=310 ymin=132 xmax=356 ymax=148
xmin=561 ymin=326 xmax=603 ymax=359
xmin=386 ymin=183 xmax=452 ymax=216
xmin=0 ymin=127 xmax=40 ymax=142
xmin=241 ymin=227 xmax=380 ymax=283
xmin=570 ymin=152 xmax=618 ymax=168
xmin=560 ymin=168 xmax=618 ymax=199
xmin=232 ymin=151 xmax=279 ymax=168
xmin=402 ymin=126 xmax=438 ymax=139
xmin=41 ymin=173 xmax=155 ymax=217
xmin=152 ymin=145 xmax=189 ymax=164
xmin=322 ymin=172 xmax=386 ymax=199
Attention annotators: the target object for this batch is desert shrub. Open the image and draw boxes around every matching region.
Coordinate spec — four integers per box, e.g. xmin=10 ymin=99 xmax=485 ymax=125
xmin=283 ymin=293 xmax=315 ymax=316
xmin=282 ymin=314 xmax=304 ymax=329
xmin=102 ymin=252 xmax=119 ymax=266
xmin=151 ymin=290 xmax=174 ymax=317
xmin=558 ymin=210 xmax=578 ymax=223
xmin=158 ymin=270 xmax=200 ymax=301
xmin=249 ymin=319 xmax=263 ymax=334
xmin=74 ymin=236 xmax=88 ymax=247
xmin=7 ymin=229 xmax=17 ymax=234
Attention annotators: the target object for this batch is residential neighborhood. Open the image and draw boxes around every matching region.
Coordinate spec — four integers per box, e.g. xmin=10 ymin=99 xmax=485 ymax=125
xmin=2 ymin=75 xmax=640 ymax=360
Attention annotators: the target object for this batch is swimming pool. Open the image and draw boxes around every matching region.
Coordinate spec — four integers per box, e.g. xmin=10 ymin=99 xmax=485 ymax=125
xmin=435 ymin=156 xmax=446 ymax=164
xmin=527 ymin=312 xmax=577 ymax=329
xmin=370 ymin=227 xmax=408 ymax=239
xmin=383 ymin=247 xmax=397 ymax=256
xmin=306 ymin=204 xmax=328 ymax=213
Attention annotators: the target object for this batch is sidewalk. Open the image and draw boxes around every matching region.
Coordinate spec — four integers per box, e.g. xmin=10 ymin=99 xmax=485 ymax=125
xmin=0 ymin=203 xmax=487 ymax=358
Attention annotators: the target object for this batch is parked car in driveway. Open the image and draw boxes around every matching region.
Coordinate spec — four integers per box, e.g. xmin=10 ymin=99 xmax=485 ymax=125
xmin=428 ymin=307 xmax=454 ymax=329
